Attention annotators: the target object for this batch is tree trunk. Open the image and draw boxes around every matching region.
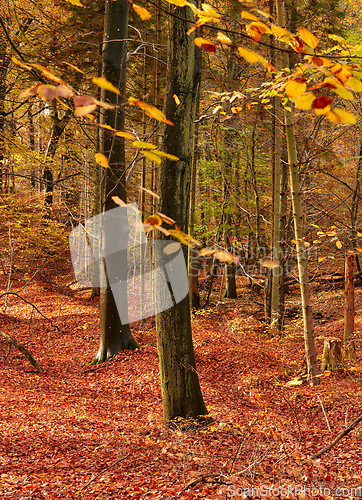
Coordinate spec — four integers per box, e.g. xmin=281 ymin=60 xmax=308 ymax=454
xmin=44 ymin=102 xmax=71 ymax=206
xmin=344 ymin=254 xmax=356 ymax=362
xmin=276 ymin=0 xmax=319 ymax=384
xmin=93 ymin=0 xmax=139 ymax=363
xmin=156 ymin=2 xmax=208 ymax=424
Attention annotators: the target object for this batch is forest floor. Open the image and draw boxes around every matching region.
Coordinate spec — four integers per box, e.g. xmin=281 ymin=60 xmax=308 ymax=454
xmin=0 ymin=258 xmax=362 ymax=499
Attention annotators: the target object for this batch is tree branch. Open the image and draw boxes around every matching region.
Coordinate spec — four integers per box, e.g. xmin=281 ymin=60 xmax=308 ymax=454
xmin=0 ymin=329 xmax=44 ymax=372
xmin=311 ymin=413 xmax=362 ymax=460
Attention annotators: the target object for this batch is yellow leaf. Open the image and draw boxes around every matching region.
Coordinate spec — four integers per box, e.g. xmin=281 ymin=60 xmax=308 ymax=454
xmin=356 ymin=248 xmax=362 ymax=252
xmin=237 ymin=47 xmax=260 ymax=64
xmin=31 ymin=64 xmax=64 ymax=84
xmin=74 ymin=104 xmax=97 ymax=116
xmin=246 ymin=21 xmax=271 ymax=42
xmin=201 ymin=3 xmax=220 ymax=18
xmin=298 ymin=27 xmax=319 ymax=49
xmin=146 ymin=214 xmax=163 ymax=227
xmin=11 ymin=56 xmax=32 ymax=71
xmin=62 ymin=61 xmax=85 ymax=74
xmin=115 ymin=131 xmax=135 ymax=139
xmin=152 ymin=150 xmax=179 ymax=161
xmin=157 ymin=212 xmax=175 ymax=224
xmin=173 ymin=94 xmax=180 ymax=105
xmin=333 ymin=108 xmax=356 ymax=124
xmin=199 ymin=248 xmax=217 ymax=257
xmin=347 ymin=76 xmax=362 ymax=92
xmin=285 ymin=378 xmax=303 ymax=387
xmin=95 ymin=153 xmax=109 ymax=168
xmin=214 ymin=250 xmax=234 ymax=264
xmin=357 ymin=232 xmax=362 ymax=237
xmin=164 ymin=0 xmax=190 ymax=5
xmin=142 ymin=151 xmax=162 ymax=163
xmin=241 ymin=11 xmax=259 ymax=21
xmin=294 ymin=92 xmax=315 ymax=110
xmin=284 ymin=78 xmax=307 ymax=98
xmin=336 ymin=240 xmax=343 ymax=249
xmin=231 ymin=107 xmax=242 ymax=113
xmin=132 ymin=4 xmax=151 ymax=20
xmin=92 ymin=77 xmax=121 ymax=95
xmin=217 ymin=32 xmax=232 ymax=45
xmin=65 ymin=0 xmax=84 ymax=5
xmin=132 ymin=140 xmax=157 ymax=149
xmin=270 ymin=25 xmax=291 ymax=39
xmin=128 ymin=97 xmax=174 ymax=125
xmin=328 ymin=34 xmax=349 ymax=46
xmin=163 ymin=242 xmax=182 ymax=255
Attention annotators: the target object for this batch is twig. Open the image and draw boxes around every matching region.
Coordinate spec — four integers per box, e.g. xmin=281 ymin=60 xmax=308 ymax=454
xmin=186 ymin=473 xmax=230 ymax=489
xmin=310 ymin=413 xmax=362 ymax=460
xmin=79 ymin=447 xmax=141 ymax=492
xmin=0 ymin=291 xmax=64 ymax=332
xmin=317 ymin=395 xmax=331 ymax=433
xmin=0 ymin=329 xmax=44 ymax=372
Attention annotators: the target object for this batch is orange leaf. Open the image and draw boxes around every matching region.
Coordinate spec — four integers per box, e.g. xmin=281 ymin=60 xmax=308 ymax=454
xmin=336 ymin=240 xmax=343 ymax=249
xmin=128 ymin=97 xmax=174 ymax=125
xmin=194 ymin=37 xmax=216 ymax=52
xmin=146 ymin=214 xmax=163 ymax=227
xmin=132 ymin=4 xmax=152 ymax=20
xmin=94 ymin=153 xmax=109 ymax=168
xmin=298 ymin=27 xmax=319 ymax=49
xmin=330 ymin=63 xmax=351 ymax=84
xmin=241 ymin=11 xmax=259 ymax=21
xmin=92 ymin=77 xmax=121 ymax=95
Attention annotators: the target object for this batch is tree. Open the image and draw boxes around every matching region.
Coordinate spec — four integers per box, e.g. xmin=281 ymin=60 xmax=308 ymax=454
xmin=155 ymin=1 xmax=208 ymax=424
xmin=94 ymin=0 xmax=139 ymax=363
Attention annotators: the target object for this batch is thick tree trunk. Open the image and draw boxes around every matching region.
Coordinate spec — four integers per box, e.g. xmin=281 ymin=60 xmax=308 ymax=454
xmin=156 ymin=2 xmax=207 ymax=424
xmin=93 ymin=0 xmax=138 ymax=363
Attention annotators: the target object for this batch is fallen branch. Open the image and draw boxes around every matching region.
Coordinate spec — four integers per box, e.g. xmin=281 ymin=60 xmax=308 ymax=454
xmin=0 ymin=329 xmax=44 ymax=372
xmin=311 ymin=413 xmax=362 ymax=460
xmin=79 ymin=447 xmax=141 ymax=492
xmin=0 ymin=291 xmax=64 ymax=333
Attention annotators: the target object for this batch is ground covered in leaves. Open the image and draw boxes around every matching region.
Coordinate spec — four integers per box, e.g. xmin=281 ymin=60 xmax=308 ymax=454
xmin=0 ymin=264 xmax=362 ymax=499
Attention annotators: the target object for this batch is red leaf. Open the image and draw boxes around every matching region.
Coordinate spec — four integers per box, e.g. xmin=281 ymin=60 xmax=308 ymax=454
xmin=312 ymin=95 xmax=333 ymax=109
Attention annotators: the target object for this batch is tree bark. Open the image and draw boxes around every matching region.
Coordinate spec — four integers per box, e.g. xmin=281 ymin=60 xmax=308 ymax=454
xmin=93 ymin=0 xmax=139 ymax=363
xmin=344 ymin=254 xmax=356 ymax=361
xmin=156 ymin=2 xmax=208 ymax=424
xmin=276 ymin=0 xmax=319 ymax=384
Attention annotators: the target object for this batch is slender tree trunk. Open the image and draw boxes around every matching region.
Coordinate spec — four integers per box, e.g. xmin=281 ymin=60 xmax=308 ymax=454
xmin=43 ymin=102 xmax=71 ymax=206
xmin=94 ymin=0 xmax=139 ymax=364
xmin=276 ymin=0 xmax=319 ymax=384
xmin=344 ymin=254 xmax=356 ymax=361
xmin=156 ymin=2 xmax=207 ymax=424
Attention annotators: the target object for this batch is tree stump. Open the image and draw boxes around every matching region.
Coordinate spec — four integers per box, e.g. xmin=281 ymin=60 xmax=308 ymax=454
xmin=320 ymin=337 xmax=342 ymax=371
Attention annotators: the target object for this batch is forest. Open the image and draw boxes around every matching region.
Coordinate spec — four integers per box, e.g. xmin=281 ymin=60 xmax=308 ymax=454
xmin=1 ymin=0 xmax=362 ymax=498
